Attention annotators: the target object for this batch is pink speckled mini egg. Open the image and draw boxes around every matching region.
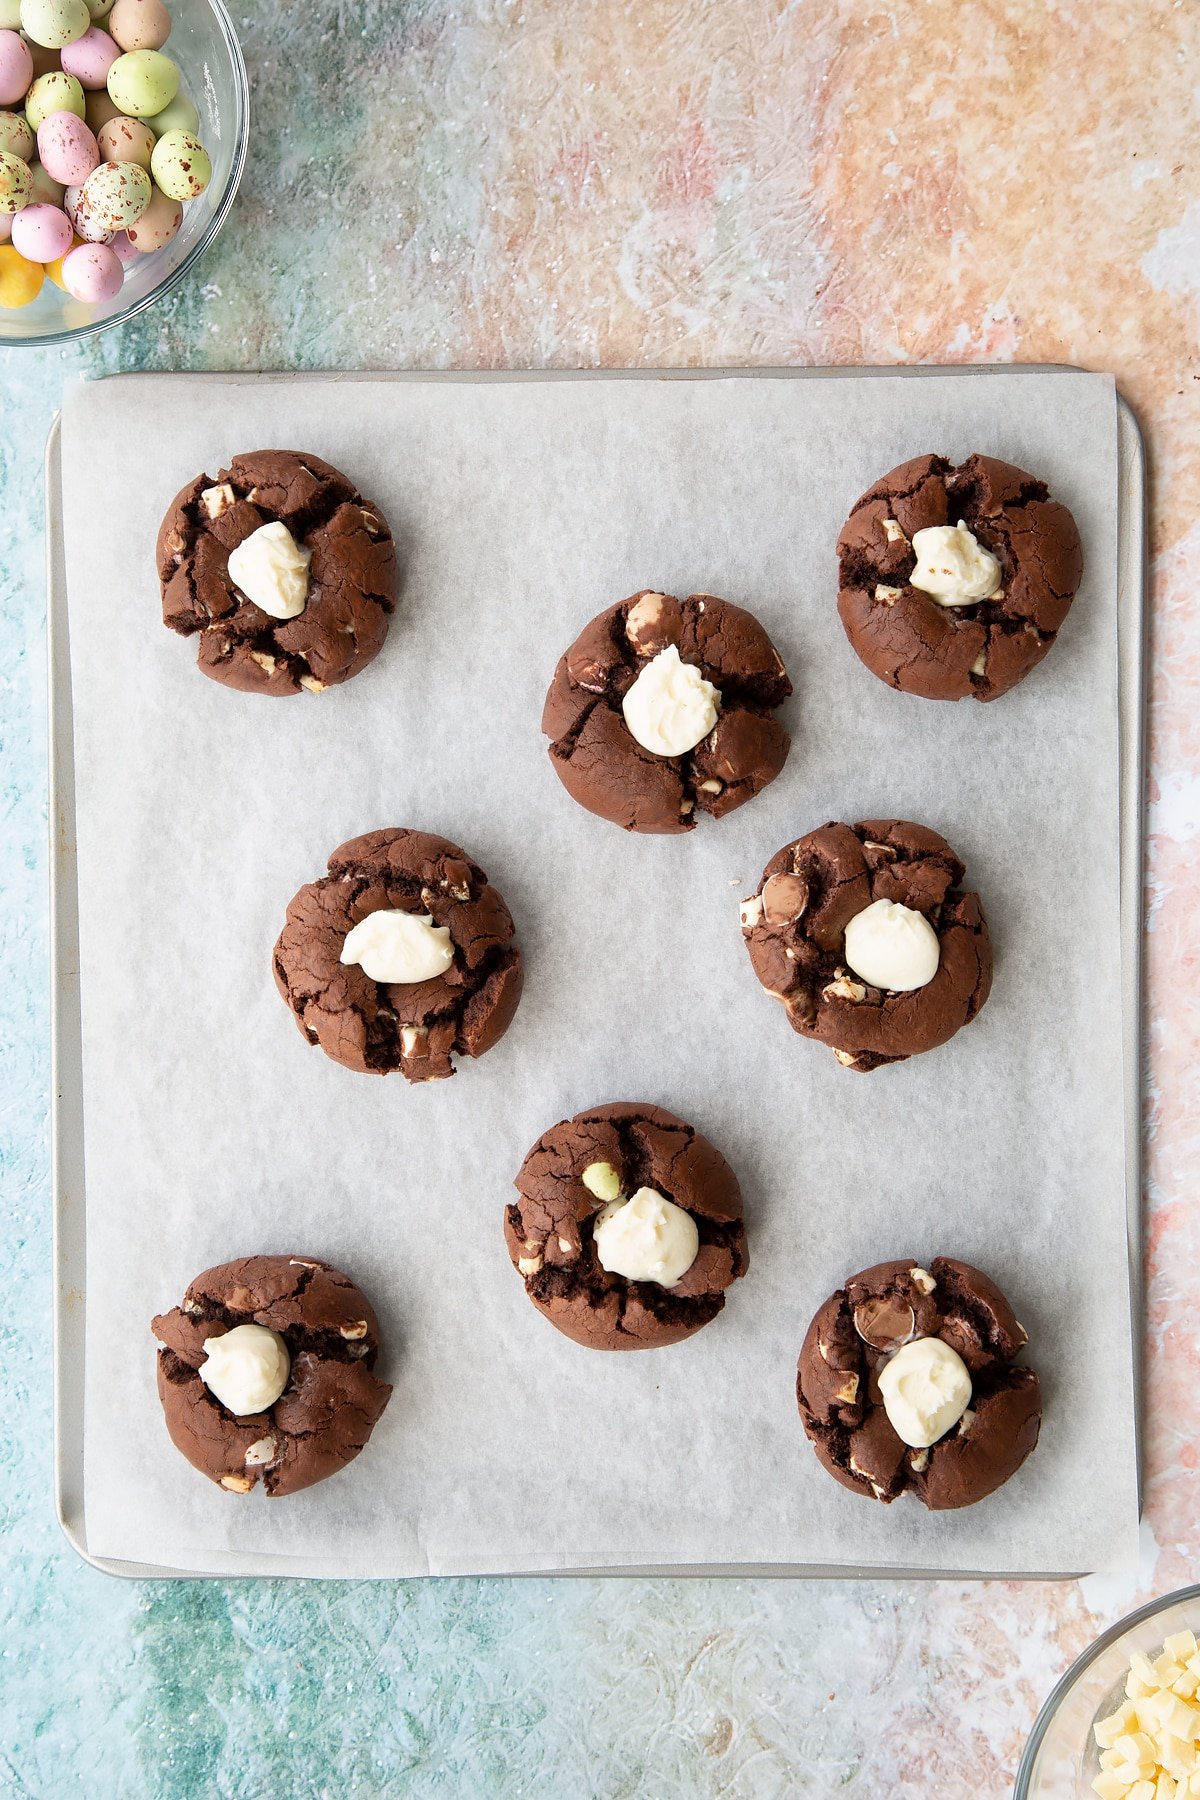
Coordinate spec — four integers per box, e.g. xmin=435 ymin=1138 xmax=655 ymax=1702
xmin=0 ymin=28 xmax=34 ymax=105
xmin=10 ymin=198 xmax=72 ymax=261
xmin=109 ymin=225 xmax=136 ymax=261
xmin=37 ymin=109 xmax=98 ymax=185
xmin=60 ymin=25 xmax=119 ymax=90
xmin=60 ymin=236 xmax=121 ymax=299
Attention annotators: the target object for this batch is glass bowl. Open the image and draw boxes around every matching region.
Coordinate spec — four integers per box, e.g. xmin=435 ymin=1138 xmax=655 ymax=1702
xmin=1016 ymin=1586 xmax=1200 ymax=1797
xmin=0 ymin=0 xmax=248 ymax=347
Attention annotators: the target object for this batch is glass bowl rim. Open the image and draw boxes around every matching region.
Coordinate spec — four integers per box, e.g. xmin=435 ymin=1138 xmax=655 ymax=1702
xmin=1014 ymin=1583 xmax=1200 ymax=1797
xmin=0 ymin=0 xmax=249 ymax=350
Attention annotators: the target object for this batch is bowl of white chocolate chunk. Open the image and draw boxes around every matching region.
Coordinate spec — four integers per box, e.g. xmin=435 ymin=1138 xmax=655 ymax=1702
xmin=1016 ymin=1587 xmax=1200 ymax=1798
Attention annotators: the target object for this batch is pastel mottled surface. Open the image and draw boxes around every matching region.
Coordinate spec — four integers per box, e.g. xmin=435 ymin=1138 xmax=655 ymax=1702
xmin=0 ymin=0 xmax=1196 ymax=1792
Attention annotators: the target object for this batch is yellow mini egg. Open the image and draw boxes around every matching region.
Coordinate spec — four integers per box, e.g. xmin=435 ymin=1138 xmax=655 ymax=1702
xmin=0 ymin=238 xmax=45 ymax=303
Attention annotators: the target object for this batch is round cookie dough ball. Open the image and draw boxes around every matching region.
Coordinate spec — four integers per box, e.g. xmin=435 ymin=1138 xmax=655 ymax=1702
xmin=796 ymin=1257 xmax=1041 ymax=1509
xmin=836 ymin=452 xmax=1084 ymax=703
xmin=273 ymin=827 xmax=524 ymax=1084
xmin=156 ymin=449 xmax=399 ymax=696
xmin=739 ymin=818 xmax=992 ymax=1071
xmin=152 ymin=1255 xmax=393 ymax=1497
xmin=542 ymin=589 xmax=793 ymax=834
xmin=508 ymin=1102 xmax=748 ymax=1350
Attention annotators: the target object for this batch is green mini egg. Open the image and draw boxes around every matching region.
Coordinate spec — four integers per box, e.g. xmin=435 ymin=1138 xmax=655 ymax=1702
xmin=0 ymin=110 xmax=34 ymax=160
xmin=0 ymin=0 xmax=21 ymax=26
xmin=106 ymin=46 xmax=176 ymax=116
xmin=27 ymin=157 xmax=63 ymax=203
xmin=150 ymin=127 xmax=208 ymax=200
xmin=0 ymin=147 xmax=32 ymax=210
xmin=19 ymin=0 xmax=89 ymax=49
xmin=84 ymin=0 xmax=114 ymax=15
xmin=145 ymin=89 xmax=196 ymax=138
xmin=25 ymin=70 xmax=86 ymax=129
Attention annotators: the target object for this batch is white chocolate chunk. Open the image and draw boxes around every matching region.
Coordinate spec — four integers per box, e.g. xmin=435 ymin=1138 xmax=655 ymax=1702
xmin=227 ymin=521 xmax=312 ymax=620
xmin=909 ymin=523 xmax=1001 ymax=608
xmin=581 ymin=1161 xmax=621 ymax=1201
xmin=621 ymin=644 xmax=720 ymax=757
xmin=201 ymin=483 xmax=235 ymax=518
xmin=876 ymin=1337 xmax=972 ymax=1448
xmin=341 ymin=910 xmax=453 ymax=985
xmin=882 ymin=517 xmax=908 ymax=543
xmin=592 ymin=1186 xmax=699 ymax=1288
xmin=200 ymin=1324 xmax=290 ymax=1416
xmin=874 ymin=583 xmax=902 ymax=604
xmin=843 ymin=898 xmax=940 ymax=992
xmin=1093 ymin=1634 xmax=1200 ymax=1797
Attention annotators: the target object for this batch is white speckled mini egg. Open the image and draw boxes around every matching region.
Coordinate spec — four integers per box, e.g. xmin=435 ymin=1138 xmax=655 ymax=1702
xmin=73 ymin=152 xmax=147 ymax=232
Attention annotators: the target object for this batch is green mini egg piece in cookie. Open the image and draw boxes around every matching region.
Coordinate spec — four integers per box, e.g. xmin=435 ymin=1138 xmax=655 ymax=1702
xmin=150 ymin=127 xmax=208 ymax=200
xmin=0 ymin=110 xmax=34 ymax=160
xmin=106 ymin=46 xmax=175 ymax=116
xmin=0 ymin=147 xmax=32 ymax=210
xmin=145 ymin=88 xmax=195 ymax=137
xmin=76 ymin=153 xmax=147 ymax=228
xmin=20 ymin=0 xmax=89 ymax=48
xmin=25 ymin=69 xmax=85 ymax=128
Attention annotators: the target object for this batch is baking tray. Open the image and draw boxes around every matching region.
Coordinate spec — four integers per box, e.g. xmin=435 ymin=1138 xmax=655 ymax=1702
xmin=47 ymin=368 xmax=1147 ymax=1580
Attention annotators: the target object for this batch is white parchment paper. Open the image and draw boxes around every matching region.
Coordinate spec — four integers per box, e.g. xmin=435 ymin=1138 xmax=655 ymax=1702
xmin=63 ymin=369 xmax=1136 ymax=1577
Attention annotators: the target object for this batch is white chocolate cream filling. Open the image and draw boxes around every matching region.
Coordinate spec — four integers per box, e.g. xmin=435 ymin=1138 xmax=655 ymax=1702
xmin=227 ymin=521 xmax=312 ymax=620
xmin=843 ymin=898 xmax=940 ymax=993
xmin=592 ymin=1185 xmax=699 ymax=1288
xmin=877 ymin=1337 xmax=973 ymax=1448
xmin=621 ymin=645 xmax=720 ymax=757
xmin=908 ymin=523 xmax=1001 ymax=608
xmin=199 ymin=1323 xmax=290 ymax=1416
xmin=341 ymin=909 xmax=454 ymax=985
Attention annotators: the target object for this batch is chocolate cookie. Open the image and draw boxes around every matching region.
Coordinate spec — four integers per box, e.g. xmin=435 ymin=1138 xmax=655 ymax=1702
xmin=740 ymin=819 xmax=991 ymax=1071
xmin=542 ymin=590 xmax=792 ymax=834
xmin=507 ymin=1102 xmax=748 ymax=1349
xmin=152 ymin=1255 xmax=392 ymax=1496
xmin=157 ymin=449 xmax=399 ymax=695
xmin=837 ymin=453 xmax=1083 ymax=701
xmin=796 ymin=1257 xmax=1041 ymax=1510
xmin=273 ymin=828 xmax=523 ymax=1083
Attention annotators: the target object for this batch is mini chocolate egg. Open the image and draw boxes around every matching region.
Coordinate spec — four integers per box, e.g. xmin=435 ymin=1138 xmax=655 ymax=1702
xmin=43 ymin=224 xmax=79 ymax=281
xmin=105 ymin=45 xmax=173 ymax=115
xmin=83 ymin=0 xmax=113 ymax=16
xmin=10 ymin=195 xmax=69 ymax=257
xmin=0 ymin=110 xmax=34 ymax=159
xmin=121 ymin=173 xmax=172 ymax=247
xmin=0 ymin=209 xmax=9 ymax=237
xmin=27 ymin=156 xmax=62 ymax=201
xmin=108 ymin=221 xmax=133 ymax=258
xmin=82 ymin=81 xmax=117 ymax=130
xmin=145 ymin=88 xmax=195 ymax=138
xmin=0 ymin=1 xmax=21 ymax=27
xmin=59 ymin=20 xmax=116 ymax=87
xmin=24 ymin=68 xmax=84 ymax=127
xmin=0 ymin=25 xmax=32 ymax=100
xmin=150 ymin=127 xmax=207 ymax=200
xmin=74 ymin=154 xmax=145 ymax=231
xmin=36 ymin=108 xmax=96 ymax=183
xmin=60 ymin=233 xmax=118 ymax=297
xmin=107 ymin=0 xmax=167 ymax=52
xmin=19 ymin=0 xmax=89 ymax=50
xmin=96 ymin=109 xmax=149 ymax=165
xmin=0 ymin=146 xmax=31 ymax=209
xmin=0 ymin=239 xmax=43 ymax=301
xmin=63 ymin=176 xmax=107 ymax=237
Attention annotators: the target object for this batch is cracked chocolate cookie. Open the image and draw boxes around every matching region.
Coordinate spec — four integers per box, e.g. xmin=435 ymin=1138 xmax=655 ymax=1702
xmin=542 ymin=590 xmax=792 ymax=834
xmin=273 ymin=827 xmax=523 ymax=1083
xmin=837 ymin=453 xmax=1083 ymax=701
xmin=507 ymin=1102 xmax=748 ymax=1350
xmin=797 ymin=1257 xmax=1041 ymax=1510
xmin=740 ymin=819 xmax=992 ymax=1071
xmin=152 ymin=1255 xmax=392 ymax=1496
xmin=157 ymin=449 xmax=399 ymax=696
